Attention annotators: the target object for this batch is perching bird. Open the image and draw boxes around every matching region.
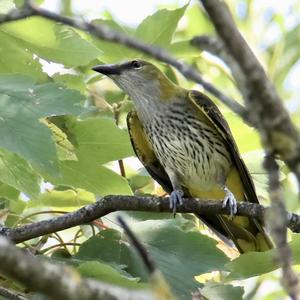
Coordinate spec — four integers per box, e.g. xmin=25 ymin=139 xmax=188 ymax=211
xmin=92 ymin=59 xmax=273 ymax=253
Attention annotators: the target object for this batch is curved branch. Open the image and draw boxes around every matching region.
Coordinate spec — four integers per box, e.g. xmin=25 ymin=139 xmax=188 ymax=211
xmin=0 ymin=236 xmax=154 ymax=300
xmin=0 ymin=195 xmax=299 ymax=244
xmin=0 ymin=287 xmax=28 ymax=300
xmin=0 ymin=2 xmax=247 ymax=119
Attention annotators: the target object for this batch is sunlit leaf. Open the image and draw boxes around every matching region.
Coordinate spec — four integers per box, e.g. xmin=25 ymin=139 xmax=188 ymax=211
xmin=134 ymin=4 xmax=188 ymax=46
xmin=1 ymin=17 xmax=100 ymax=67
xmin=201 ymin=282 xmax=244 ymax=300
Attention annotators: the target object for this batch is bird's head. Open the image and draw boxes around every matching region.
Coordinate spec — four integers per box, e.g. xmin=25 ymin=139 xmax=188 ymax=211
xmin=92 ymin=59 xmax=182 ymax=102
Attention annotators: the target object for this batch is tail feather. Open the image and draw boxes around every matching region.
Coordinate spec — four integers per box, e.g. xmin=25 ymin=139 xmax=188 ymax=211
xmin=197 ymin=213 xmax=272 ymax=253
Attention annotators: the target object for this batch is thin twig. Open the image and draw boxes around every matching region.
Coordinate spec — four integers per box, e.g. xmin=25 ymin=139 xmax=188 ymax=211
xmin=118 ymin=216 xmax=155 ymax=274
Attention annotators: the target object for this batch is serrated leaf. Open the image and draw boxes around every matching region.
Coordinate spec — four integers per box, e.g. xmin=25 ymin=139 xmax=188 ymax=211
xmin=201 ymin=283 xmax=244 ymax=300
xmin=134 ymin=4 xmax=188 ymax=46
xmin=0 ymin=74 xmax=84 ymax=176
xmin=66 ymin=117 xmax=134 ymax=164
xmin=1 ymin=17 xmax=100 ymax=67
xmin=45 ymin=120 xmax=77 ymax=161
xmin=0 ymin=147 xmax=40 ymax=197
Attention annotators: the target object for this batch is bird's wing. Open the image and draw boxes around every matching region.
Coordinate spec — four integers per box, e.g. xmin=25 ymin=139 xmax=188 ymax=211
xmin=127 ymin=111 xmax=173 ymax=194
xmin=188 ymin=90 xmax=259 ymax=204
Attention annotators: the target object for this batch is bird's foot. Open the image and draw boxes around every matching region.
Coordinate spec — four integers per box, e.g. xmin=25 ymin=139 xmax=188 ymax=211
xmin=222 ymin=187 xmax=237 ymax=218
xmin=170 ymin=189 xmax=184 ymax=216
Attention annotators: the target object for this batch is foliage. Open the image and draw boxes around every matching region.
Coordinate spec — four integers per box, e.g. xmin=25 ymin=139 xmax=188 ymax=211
xmin=0 ymin=0 xmax=299 ymax=299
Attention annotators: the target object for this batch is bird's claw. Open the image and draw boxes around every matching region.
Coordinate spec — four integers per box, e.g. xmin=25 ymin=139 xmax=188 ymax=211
xmin=170 ymin=189 xmax=184 ymax=216
xmin=222 ymin=188 xmax=237 ymax=218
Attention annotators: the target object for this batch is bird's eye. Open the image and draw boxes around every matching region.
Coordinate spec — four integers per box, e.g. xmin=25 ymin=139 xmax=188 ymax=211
xmin=131 ymin=60 xmax=142 ymax=69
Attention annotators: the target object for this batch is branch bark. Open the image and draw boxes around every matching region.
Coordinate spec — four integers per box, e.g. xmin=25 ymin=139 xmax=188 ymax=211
xmin=0 ymin=287 xmax=28 ymax=300
xmin=0 ymin=195 xmax=300 ymax=244
xmin=264 ymin=155 xmax=300 ymax=299
xmin=0 ymin=236 xmax=154 ymax=300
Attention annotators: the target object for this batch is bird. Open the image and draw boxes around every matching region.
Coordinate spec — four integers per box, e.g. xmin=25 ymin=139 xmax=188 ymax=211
xmin=92 ymin=59 xmax=273 ymax=253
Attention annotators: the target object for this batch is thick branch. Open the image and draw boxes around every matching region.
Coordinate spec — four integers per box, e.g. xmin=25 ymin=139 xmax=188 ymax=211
xmin=264 ymin=155 xmax=300 ymax=299
xmin=0 ymin=236 xmax=154 ymax=300
xmin=0 ymin=195 xmax=300 ymax=244
xmin=0 ymin=3 xmax=246 ymax=119
xmin=200 ymin=0 xmax=300 ymax=184
xmin=0 ymin=287 xmax=28 ymax=300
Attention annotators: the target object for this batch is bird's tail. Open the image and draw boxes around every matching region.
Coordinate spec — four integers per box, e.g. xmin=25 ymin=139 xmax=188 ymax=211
xmin=197 ymin=213 xmax=273 ymax=253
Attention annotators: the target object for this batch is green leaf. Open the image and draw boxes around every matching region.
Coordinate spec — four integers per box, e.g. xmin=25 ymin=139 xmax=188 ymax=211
xmin=78 ymin=261 xmax=144 ymax=289
xmin=45 ymin=120 xmax=77 ymax=161
xmin=52 ymin=74 xmax=85 ymax=93
xmin=184 ymin=4 xmax=214 ymax=39
xmin=0 ymin=147 xmax=40 ymax=197
xmin=66 ymin=117 xmax=134 ymax=164
xmin=49 ymin=160 xmax=132 ymax=196
xmin=92 ymin=19 xmax=139 ymax=63
xmin=134 ymin=4 xmax=188 ymax=46
xmin=29 ymin=188 xmax=94 ymax=209
xmin=0 ymin=31 xmax=46 ymax=81
xmin=0 ymin=182 xmax=19 ymax=201
xmin=0 ymin=74 xmax=84 ymax=176
xmin=167 ymin=40 xmax=200 ymax=57
xmin=226 ymin=235 xmax=300 ymax=280
xmin=128 ymin=217 xmax=229 ymax=299
xmin=75 ymin=217 xmax=229 ymax=300
xmin=201 ymin=283 xmax=244 ymax=300
xmin=1 ymin=17 xmax=100 ymax=67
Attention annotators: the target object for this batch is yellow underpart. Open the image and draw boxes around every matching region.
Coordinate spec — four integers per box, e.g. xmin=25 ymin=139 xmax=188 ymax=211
xmin=189 ymin=167 xmax=244 ymax=202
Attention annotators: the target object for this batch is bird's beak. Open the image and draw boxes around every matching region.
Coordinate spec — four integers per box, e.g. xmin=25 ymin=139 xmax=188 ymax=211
xmin=92 ymin=64 xmax=122 ymax=75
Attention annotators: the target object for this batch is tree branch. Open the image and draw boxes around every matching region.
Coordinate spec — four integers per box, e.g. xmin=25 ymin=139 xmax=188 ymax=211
xmin=0 ymin=236 xmax=154 ymax=300
xmin=0 ymin=2 xmax=247 ymax=119
xmin=199 ymin=0 xmax=300 ymax=185
xmin=0 ymin=287 xmax=28 ymax=300
xmin=264 ymin=154 xmax=300 ymax=299
xmin=0 ymin=195 xmax=300 ymax=244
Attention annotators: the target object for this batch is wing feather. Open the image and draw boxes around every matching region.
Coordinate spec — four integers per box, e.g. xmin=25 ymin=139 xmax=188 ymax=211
xmin=188 ymin=90 xmax=258 ymax=204
xmin=127 ymin=111 xmax=172 ymax=193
